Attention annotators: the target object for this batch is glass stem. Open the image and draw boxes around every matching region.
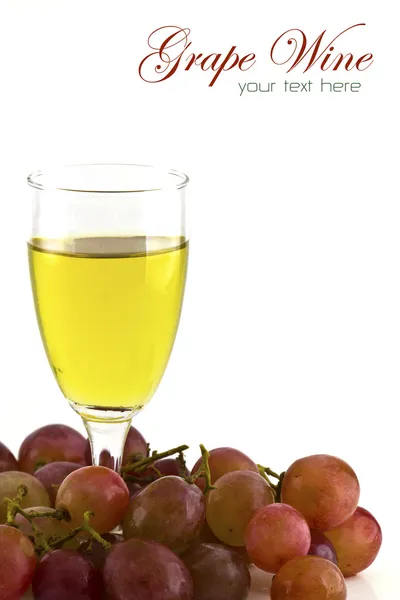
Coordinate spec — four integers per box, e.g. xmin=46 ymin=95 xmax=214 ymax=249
xmin=83 ymin=411 xmax=133 ymax=473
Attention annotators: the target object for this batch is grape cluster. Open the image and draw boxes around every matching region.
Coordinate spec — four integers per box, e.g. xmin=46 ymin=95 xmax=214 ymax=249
xmin=0 ymin=424 xmax=382 ymax=599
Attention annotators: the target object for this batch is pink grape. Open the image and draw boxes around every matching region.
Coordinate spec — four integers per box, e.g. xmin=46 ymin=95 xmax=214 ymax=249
xmin=281 ymin=454 xmax=360 ymax=530
xmin=104 ymin=538 xmax=193 ymax=600
xmin=206 ymin=470 xmax=274 ymax=546
xmin=19 ymin=424 xmax=87 ymax=473
xmin=271 ymin=555 xmax=347 ymax=600
xmin=56 ymin=466 xmax=129 ymax=532
xmin=123 ymin=475 xmax=205 ymax=554
xmin=191 ymin=447 xmax=258 ymax=491
xmin=182 ymin=542 xmax=250 ymax=600
xmin=34 ymin=462 xmax=82 ymax=506
xmin=0 ymin=471 xmax=51 ymax=524
xmin=324 ymin=506 xmax=382 ymax=577
xmin=308 ymin=530 xmax=338 ymax=565
xmin=0 ymin=525 xmax=36 ymax=599
xmin=32 ymin=549 xmax=102 ymax=600
xmin=245 ymin=503 xmax=311 ymax=573
xmin=0 ymin=440 xmax=18 ymax=473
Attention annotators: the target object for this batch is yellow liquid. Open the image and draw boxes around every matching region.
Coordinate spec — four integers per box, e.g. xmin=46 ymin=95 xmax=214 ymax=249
xmin=28 ymin=236 xmax=188 ymax=410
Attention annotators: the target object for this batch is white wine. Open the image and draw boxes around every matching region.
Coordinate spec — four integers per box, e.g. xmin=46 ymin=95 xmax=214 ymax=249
xmin=28 ymin=236 xmax=188 ymax=410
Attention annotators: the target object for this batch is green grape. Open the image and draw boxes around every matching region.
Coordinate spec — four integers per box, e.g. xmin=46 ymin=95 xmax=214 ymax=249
xmin=0 ymin=471 xmax=50 ymax=523
xmin=206 ymin=470 xmax=274 ymax=546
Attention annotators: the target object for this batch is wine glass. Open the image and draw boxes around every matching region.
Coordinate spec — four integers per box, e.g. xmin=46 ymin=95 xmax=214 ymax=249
xmin=27 ymin=164 xmax=189 ymax=471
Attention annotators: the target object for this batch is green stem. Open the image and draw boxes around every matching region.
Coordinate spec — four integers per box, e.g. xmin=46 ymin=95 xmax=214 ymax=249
xmin=5 ymin=491 xmax=51 ymax=553
xmin=82 ymin=512 xmax=112 ymax=550
xmin=186 ymin=445 xmax=215 ymax=494
xmin=49 ymin=511 xmax=111 ymax=551
xmin=257 ymin=464 xmax=280 ymax=481
xmin=200 ymin=445 xmax=214 ymax=493
xmin=49 ymin=526 xmax=85 ymax=550
xmin=257 ymin=465 xmax=277 ymax=491
xmin=121 ymin=444 xmax=189 ymax=475
xmin=5 ymin=485 xmax=28 ymax=526
xmin=177 ymin=451 xmax=187 ymax=476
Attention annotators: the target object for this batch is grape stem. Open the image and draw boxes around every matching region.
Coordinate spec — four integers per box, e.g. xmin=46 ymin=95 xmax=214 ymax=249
xmin=121 ymin=444 xmax=189 ymax=475
xmin=49 ymin=512 xmax=112 ymax=552
xmin=4 ymin=486 xmax=51 ymax=553
xmin=5 ymin=486 xmax=111 ymax=556
xmin=257 ymin=466 xmax=286 ymax=502
xmin=257 ymin=465 xmax=278 ymax=491
xmin=177 ymin=451 xmax=187 ymax=477
xmin=275 ymin=472 xmax=286 ymax=503
xmin=257 ymin=465 xmax=280 ymax=481
xmin=186 ymin=444 xmax=215 ymax=494
xmin=4 ymin=484 xmax=28 ymax=526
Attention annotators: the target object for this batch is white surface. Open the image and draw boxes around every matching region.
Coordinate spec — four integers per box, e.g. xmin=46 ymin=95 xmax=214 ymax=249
xmin=0 ymin=1 xmax=398 ymax=598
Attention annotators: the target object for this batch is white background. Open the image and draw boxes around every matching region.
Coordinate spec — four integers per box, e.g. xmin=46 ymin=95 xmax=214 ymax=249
xmin=0 ymin=1 xmax=397 ymax=598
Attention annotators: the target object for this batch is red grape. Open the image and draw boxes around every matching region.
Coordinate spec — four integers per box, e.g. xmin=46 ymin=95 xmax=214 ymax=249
xmin=182 ymin=542 xmax=250 ymax=600
xmin=271 ymin=555 xmax=347 ymax=599
xmin=125 ymin=457 xmax=189 ymax=485
xmin=0 ymin=440 xmax=18 ymax=473
xmin=0 ymin=471 xmax=51 ymax=524
xmin=122 ymin=426 xmax=148 ymax=463
xmin=104 ymin=538 xmax=193 ymax=600
xmin=126 ymin=480 xmax=143 ymax=498
xmin=15 ymin=506 xmax=72 ymax=549
xmin=154 ymin=457 xmax=190 ymax=477
xmin=324 ymin=506 xmax=382 ymax=577
xmin=229 ymin=544 xmax=252 ymax=564
xmin=281 ymin=454 xmax=360 ymax=530
xmin=34 ymin=462 xmax=82 ymax=506
xmin=308 ymin=530 xmax=338 ymax=565
xmin=195 ymin=521 xmax=251 ymax=562
xmin=191 ymin=447 xmax=258 ymax=491
xmin=19 ymin=424 xmax=87 ymax=473
xmin=32 ymin=549 xmax=102 ymax=600
xmin=0 ymin=525 xmax=36 ymax=599
xmin=245 ymin=503 xmax=311 ymax=573
xmin=79 ymin=533 xmax=122 ymax=570
xmin=197 ymin=520 xmax=220 ymax=544
xmin=123 ymin=475 xmax=205 ymax=554
xmin=56 ymin=466 xmax=130 ymax=532
xmin=206 ymin=470 xmax=274 ymax=546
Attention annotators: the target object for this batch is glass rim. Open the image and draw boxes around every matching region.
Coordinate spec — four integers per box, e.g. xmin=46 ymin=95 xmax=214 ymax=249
xmin=27 ymin=163 xmax=190 ymax=194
